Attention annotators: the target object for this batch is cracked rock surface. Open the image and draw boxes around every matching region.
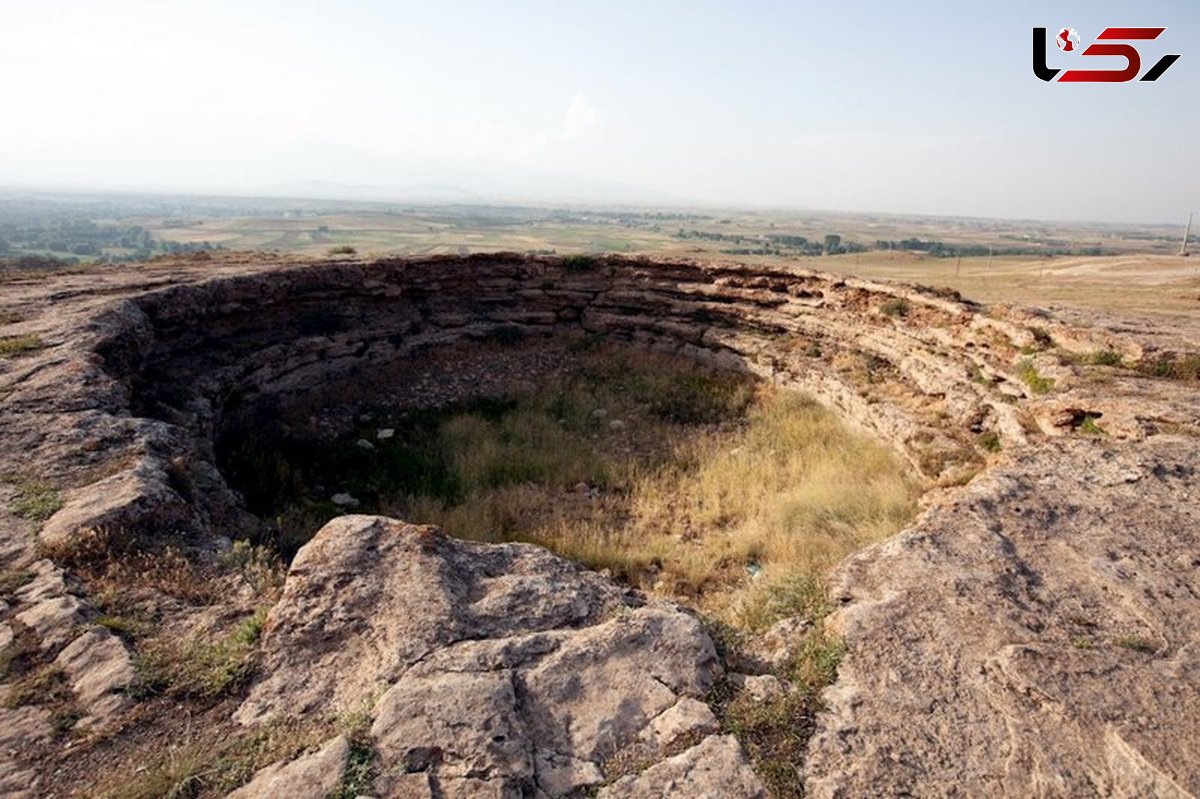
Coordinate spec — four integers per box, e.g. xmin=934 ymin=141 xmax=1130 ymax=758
xmin=238 ymin=515 xmax=739 ymax=797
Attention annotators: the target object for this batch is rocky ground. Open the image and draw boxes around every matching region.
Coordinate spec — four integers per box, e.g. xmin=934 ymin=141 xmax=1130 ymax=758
xmin=0 ymin=252 xmax=1197 ymax=797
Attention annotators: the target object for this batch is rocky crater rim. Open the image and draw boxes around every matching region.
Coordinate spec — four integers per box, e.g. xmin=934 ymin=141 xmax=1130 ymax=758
xmin=12 ymin=250 xmax=1178 ymax=552
xmin=3 ymin=253 xmax=1200 ymax=797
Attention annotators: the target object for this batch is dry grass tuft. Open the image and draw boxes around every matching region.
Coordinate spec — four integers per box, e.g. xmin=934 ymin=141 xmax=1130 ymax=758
xmin=0 ymin=334 xmax=43 ymax=357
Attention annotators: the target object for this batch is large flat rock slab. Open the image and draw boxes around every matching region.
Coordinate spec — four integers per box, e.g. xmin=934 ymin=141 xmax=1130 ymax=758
xmin=805 ymin=437 xmax=1200 ymax=797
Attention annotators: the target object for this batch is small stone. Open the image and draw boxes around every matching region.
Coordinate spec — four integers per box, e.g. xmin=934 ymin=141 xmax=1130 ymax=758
xmin=639 ymin=698 xmax=719 ymax=748
xmin=15 ymin=595 xmax=86 ymax=652
xmin=573 ymin=482 xmax=590 ymax=494
xmin=227 ymin=735 xmax=350 ymax=799
xmin=54 ymin=629 xmax=137 ymax=721
xmin=14 ymin=560 xmax=74 ymax=604
xmin=331 ymin=493 xmax=359 ymax=507
xmin=355 ymin=439 xmax=374 ymax=451
xmin=599 ymin=735 xmax=767 ymax=798
xmin=376 ymin=428 xmax=395 ymax=440
xmin=731 ymin=673 xmax=786 ymax=702
xmin=609 ymin=419 xmax=626 ymax=430
xmin=591 ymin=408 xmax=608 ymax=419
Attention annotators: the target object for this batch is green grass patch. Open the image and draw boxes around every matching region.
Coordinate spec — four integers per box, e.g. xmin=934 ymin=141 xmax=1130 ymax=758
xmin=1015 ymin=358 xmax=1055 ymax=395
xmin=1115 ymin=635 xmax=1157 ymax=654
xmin=1082 ymin=349 xmax=1123 ymax=367
xmin=1140 ymin=353 xmax=1200 ymax=382
xmin=10 ymin=479 xmax=63 ymax=521
xmin=1078 ymin=416 xmax=1106 ymax=436
xmin=218 ymin=345 xmax=919 ymax=627
xmin=0 ymin=334 xmax=42 ymax=358
xmin=137 ymin=609 xmax=267 ymax=700
xmin=976 ymin=431 xmax=1002 ymax=452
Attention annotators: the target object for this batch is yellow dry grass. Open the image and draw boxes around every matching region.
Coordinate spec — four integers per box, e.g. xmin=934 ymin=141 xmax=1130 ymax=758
xmin=395 ymin=353 xmax=919 ymax=628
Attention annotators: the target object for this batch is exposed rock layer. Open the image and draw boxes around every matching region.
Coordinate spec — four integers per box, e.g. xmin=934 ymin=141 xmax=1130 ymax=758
xmin=1 ymin=253 xmax=1198 ymax=796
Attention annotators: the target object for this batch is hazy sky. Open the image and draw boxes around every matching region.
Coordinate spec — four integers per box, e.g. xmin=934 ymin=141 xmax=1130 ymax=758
xmin=2 ymin=0 xmax=1197 ymax=222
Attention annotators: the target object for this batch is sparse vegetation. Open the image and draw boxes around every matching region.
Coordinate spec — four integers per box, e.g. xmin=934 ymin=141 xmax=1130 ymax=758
xmin=1115 ymin=635 xmax=1157 ymax=654
xmin=1028 ymin=326 xmax=1054 ymax=350
xmin=1 ymin=666 xmax=72 ymax=710
xmin=976 ymin=430 xmax=1002 ymax=453
xmin=222 ymin=346 xmax=919 ymax=626
xmin=100 ymin=721 xmax=326 ymax=799
xmin=0 ymin=568 xmax=34 ymax=597
xmin=880 ymin=297 xmax=910 ymax=318
xmin=327 ymin=245 xmax=357 ymax=255
xmin=1082 ymin=349 xmax=1123 ymax=367
xmin=1015 ymin=358 xmax=1055 ymax=394
xmin=0 ymin=333 xmax=43 ymax=358
xmin=707 ymin=578 xmax=845 ymax=798
xmin=1140 ymin=353 xmax=1200 ymax=382
xmin=10 ymin=478 xmax=63 ymax=521
xmin=1078 ymin=415 xmax=1106 ymax=436
xmin=560 ymin=253 xmax=601 ymax=271
xmin=137 ymin=609 xmax=267 ymax=700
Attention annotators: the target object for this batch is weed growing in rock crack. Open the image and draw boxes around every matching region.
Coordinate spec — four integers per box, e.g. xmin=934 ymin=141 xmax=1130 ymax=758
xmin=10 ymin=478 xmax=63 ymax=521
xmin=1081 ymin=349 xmax=1123 ymax=367
xmin=2 ymin=666 xmax=72 ymax=709
xmin=101 ymin=721 xmax=326 ymax=799
xmin=0 ymin=333 xmax=43 ymax=358
xmin=220 ymin=539 xmax=285 ymax=597
xmin=1115 ymin=635 xmax=1157 ymax=654
xmin=0 ymin=568 xmax=34 ymax=597
xmin=1015 ymin=358 xmax=1055 ymax=395
xmin=1078 ymin=415 xmax=1106 ymax=436
xmin=976 ymin=430 xmax=1002 ymax=453
xmin=1140 ymin=353 xmax=1200 ymax=382
xmin=701 ymin=578 xmax=847 ymax=799
xmin=719 ymin=689 xmax=812 ymax=798
xmin=332 ymin=742 xmax=376 ymax=799
xmin=137 ymin=609 xmax=267 ymax=700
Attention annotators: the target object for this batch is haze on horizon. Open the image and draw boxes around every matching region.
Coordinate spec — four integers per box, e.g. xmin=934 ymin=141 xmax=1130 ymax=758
xmin=2 ymin=0 xmax=1197 ymax=224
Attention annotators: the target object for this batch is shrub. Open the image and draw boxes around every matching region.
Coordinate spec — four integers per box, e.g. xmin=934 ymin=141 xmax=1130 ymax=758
xmin=1028 ymin=326 xmax=1053 ymax=350
xmin=328 ymin=245 xmax=357 ymax=255
xmin=879 ymin=298 xmax=910 ymax=318
xmin=1141 ymin=353 xmax=1200 ymax=382
xmin=560 ymin=253 xmax=600 ymax=272
xmin=485 ymin=324 xmax=525 ymax=347
xmin=1083 ymin=349 xmax=1123 ymax=367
